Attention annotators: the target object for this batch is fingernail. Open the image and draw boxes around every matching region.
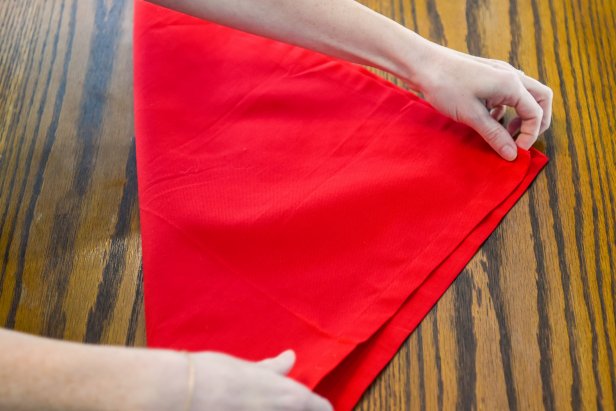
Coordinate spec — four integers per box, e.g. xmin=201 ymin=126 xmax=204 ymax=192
xmin=502 ymin=145 xmax=517 ymax=161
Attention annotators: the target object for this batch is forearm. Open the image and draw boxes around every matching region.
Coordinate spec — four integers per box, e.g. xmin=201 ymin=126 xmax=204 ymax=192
xmin=145 ymin=0 xmax=435 ymax=90
xmin=0 ymin=328 xmax=185 ymax=411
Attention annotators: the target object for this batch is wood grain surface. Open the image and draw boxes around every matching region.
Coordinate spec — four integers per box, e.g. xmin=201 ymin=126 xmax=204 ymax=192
xmin=1 ymin=0 xmax=614 ymax=410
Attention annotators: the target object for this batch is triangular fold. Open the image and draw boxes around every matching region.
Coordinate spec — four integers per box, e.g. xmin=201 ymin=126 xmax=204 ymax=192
xmin=133 ymin=1 xmax=549 ymax=409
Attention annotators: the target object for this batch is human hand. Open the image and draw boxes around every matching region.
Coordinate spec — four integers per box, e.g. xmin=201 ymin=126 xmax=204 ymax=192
xmin=186 ymin=349 xmax=333 ymax=411
xmin=409 ymin=42 xmax=553 ymax=161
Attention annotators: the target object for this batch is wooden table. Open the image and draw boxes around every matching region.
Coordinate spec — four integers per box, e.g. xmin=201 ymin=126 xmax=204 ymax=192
xmin=1 ymin=1 xmax=614 ymax=409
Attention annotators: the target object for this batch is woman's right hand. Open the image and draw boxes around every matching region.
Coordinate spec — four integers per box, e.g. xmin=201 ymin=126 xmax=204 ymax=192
xmin=406 ymin=40 xmax=553 ymax=162
xmin=186 ymin=349 xmax=333 ymax=411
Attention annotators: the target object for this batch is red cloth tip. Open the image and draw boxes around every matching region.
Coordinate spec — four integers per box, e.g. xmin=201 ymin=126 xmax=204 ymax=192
xmin=133 ymin=1 xmax=549 ymax=409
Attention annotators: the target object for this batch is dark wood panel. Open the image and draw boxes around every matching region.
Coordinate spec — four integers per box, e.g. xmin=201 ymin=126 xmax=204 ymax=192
xmin=0 ymin=0 xmax=144 ymax=346
xmin=358 ymin=1 xmax=616 ymax=410
xmin=1 ymin=0 xmax=614 ymax=410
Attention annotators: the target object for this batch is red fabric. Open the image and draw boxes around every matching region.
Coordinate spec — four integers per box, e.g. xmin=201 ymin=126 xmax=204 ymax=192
xmin=133 ymin=1 xmax=549 ymax=409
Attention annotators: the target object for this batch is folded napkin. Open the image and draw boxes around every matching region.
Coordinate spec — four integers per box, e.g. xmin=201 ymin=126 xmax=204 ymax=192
xmin=133 ymin=1 xmax=548 ymax=409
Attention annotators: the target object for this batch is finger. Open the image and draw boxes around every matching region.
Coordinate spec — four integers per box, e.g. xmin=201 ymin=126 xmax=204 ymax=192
xmin=507 ymin=116 xmax=522 ymax=136
xmin=481 ymin=63 xmax=552 ymax=137
xmin=463 ymin=101 xmax=518 ymax=161
xmin=256 ymin=349 xmax=296 ymax=375
xmin=503 ymin=82 xmax=543 ymax=150
xmin=519 ymin=74 xmax=553 ymax=134
xmin=489 ymin=105 xmax=506 ymax=122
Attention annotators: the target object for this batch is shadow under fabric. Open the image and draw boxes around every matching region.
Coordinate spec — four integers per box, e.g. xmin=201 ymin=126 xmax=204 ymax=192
xmin=133 ymin=1 xmax=549 ymax=409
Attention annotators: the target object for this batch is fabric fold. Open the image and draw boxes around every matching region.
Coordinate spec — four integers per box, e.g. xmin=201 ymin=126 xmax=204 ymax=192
xmin=133 ymin=1 xmax=549 ymax=409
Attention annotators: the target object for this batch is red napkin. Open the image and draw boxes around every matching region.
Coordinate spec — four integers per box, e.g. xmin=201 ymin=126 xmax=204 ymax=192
xmin=133 ymin=1 xmax=549 ymax=409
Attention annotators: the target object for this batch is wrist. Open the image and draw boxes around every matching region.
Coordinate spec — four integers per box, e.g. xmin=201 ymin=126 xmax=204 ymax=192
xmin=383 ymin=28 xmax=443 ymax=93
xmin=88 ymin=345 xmax=187 ymax=411
xmin=139 ymin=348 xmax=189 ymax=411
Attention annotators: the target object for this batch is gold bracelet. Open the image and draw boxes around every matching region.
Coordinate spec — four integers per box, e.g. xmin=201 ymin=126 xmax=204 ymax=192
xmin=182 ymin=352 xmax=196 ymax=411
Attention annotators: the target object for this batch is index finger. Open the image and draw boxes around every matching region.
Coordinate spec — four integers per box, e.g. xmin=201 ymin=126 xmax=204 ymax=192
xmin=519 ymin=74 xmax=554 ymax=134
xmin=506 ymin=84 xmax=543 ymax=150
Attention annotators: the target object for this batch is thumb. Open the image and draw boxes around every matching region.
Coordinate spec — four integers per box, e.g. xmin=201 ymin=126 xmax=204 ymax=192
xmin=256 ymin=349 xmax=296 ymax=375
xmin=464 ymin=102 xmax=518 ymax=161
